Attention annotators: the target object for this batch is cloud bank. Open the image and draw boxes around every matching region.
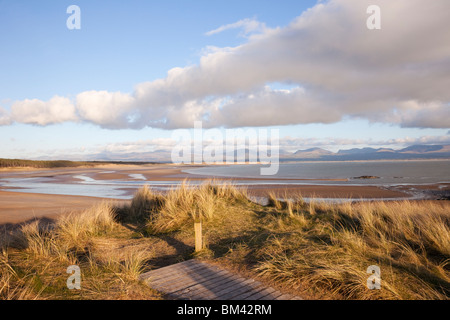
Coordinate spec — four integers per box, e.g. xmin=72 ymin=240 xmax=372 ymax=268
xmin=3 ymin=0 xmax=450 ymax=130
xmin=24 ymin=133 xmax=450 ymax=161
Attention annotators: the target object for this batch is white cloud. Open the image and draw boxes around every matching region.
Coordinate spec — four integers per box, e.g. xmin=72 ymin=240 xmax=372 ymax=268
xmin=0 ymin=106 xmax=11 ymax=125
xmin=101 ymin=138 xmax=177 ymax=154
xmin=205 ymin=18 xmax=268 ymax=37
xmin=370 ymin=101 xmax=450 ymax=129
xmin=76 ymin=91 xmax=136 ymax=129
xmin=1 ymin=0 xmax=450 ymax=130
xmin=10 ymin=96 xmax=77 ymax=126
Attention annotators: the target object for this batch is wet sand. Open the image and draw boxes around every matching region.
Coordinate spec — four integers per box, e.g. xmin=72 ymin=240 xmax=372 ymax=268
xmin=0 ymin=164 xmax=447 ymax=225
xmin=0 ymin=190 xmax=128 ymax=225
xmin=0 ymin=164 xmax=190 ymax=182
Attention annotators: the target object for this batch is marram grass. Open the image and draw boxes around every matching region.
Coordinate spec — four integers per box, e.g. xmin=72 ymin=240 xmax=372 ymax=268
xmin=1 ymin=182 xmax=449 ymax=300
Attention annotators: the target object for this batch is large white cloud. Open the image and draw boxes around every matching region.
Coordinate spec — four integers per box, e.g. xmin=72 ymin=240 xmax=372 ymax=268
xmin=76 ymin=91 xmax=136 ymax=129
xmin=10 ymin=96 xmax=77 ymax=126
xmin=2 ymin=0 xmax=450 ymax=129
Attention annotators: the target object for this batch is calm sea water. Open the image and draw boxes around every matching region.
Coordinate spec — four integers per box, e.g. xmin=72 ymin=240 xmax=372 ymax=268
xmin=183 ymin=160 xmax=450 ymax=186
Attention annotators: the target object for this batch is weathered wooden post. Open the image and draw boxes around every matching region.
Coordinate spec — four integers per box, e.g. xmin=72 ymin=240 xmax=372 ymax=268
xmin=194 ymin=220 xmax=203 ymax=252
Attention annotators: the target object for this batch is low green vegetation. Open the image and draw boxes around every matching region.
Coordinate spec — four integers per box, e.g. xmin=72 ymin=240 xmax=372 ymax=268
xmin=1 ymin=181 xmax=449 ymax=300
xmin=0 ymin=158 xmax=158 ymax=169
xmin=0 ymin=159 xmax=92 ymax=168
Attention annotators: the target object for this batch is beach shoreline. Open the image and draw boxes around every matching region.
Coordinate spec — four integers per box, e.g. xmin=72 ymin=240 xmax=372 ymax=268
xmin=0 ymin=164 xmax=448 ymax=225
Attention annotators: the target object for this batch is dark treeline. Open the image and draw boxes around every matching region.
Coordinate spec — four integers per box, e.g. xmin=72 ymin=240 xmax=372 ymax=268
xmin=0 ymin=159 xmax=92 ymax=168
xmin=0 ymin=159 xmax=158 ymax=168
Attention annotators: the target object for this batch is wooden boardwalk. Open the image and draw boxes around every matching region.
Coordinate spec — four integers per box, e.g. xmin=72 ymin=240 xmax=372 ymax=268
xmin=140 ymin=259 xmax=302 ymax=300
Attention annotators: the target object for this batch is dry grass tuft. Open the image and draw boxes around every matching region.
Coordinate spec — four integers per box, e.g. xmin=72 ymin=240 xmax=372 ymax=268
xmin=139 ymin=180 xmax=249 ymax=233
xmin=128 ymin=185 xmax=164 ymax=222
xmin=56 ymin=202 xmax=117 ymax=248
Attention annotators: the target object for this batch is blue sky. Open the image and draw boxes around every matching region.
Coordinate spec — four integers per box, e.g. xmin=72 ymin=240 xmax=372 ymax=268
xmin=0 ymin=0 xmax=449 ymax=160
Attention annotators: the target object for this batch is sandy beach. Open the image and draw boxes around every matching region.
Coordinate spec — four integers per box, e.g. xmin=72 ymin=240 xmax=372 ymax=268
xmin=0 ymin=191 xmax=129 ymax=226
xmin=0 ymin=164 xmax=448 ymax=225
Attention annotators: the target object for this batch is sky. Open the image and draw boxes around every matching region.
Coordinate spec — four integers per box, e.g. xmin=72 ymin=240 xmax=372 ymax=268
xmin=0 ymin=0 xmax=449 ymax=160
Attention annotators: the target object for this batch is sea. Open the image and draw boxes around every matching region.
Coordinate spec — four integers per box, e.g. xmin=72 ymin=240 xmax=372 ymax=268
xmin=183 ymin=160 xmax=450 ymax=186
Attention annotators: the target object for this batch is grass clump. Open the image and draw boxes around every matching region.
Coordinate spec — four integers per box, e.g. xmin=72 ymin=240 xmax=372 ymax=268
xmin=122 ymin=180 xmax=249 ymax=234
xmin=56 ymin=202 xmax=118 ymax=248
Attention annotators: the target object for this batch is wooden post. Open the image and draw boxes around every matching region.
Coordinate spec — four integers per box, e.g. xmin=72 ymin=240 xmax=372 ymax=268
xmin=194 ymin=221 xmax=203 ymax=252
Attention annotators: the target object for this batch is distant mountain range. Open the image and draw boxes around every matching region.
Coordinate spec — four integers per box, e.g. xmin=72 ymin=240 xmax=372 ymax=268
xmin=284 ymin=144 xmax=450 ymax=161
xmin=35 ymin=144 xmax=450 ymax=162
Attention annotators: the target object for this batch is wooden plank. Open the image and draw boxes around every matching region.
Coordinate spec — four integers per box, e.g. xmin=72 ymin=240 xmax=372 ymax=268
xmin=153 ymin=272 xmax=212 ymax=293
xmin=141 ymin=259 xmax=205 ymax=280
xmin=143 ymin=262 xmax=210 ymax=285
xmin=161 ymin=267 xmax=235 ymax=294
xmin=140 ymin=260 xmax=199 ymax=281
xmin=187 ymin=274 xmax=247 ymax=300
xmin=153 ymin=264 xmax=232 ymax=293
xmin=171 ymin=269 xmax=232 ymax=298
xmin=141 ymin=259 xmax=303 ymax=300
xmin=183 ymin=272 xmax=241 ymax=297
xmin=195 ymin=280 xmax=249 ymax=300
xmin=230 ymin=285 xmax=268 ymax=300
xmin=260 ymin=290 xmax=284 ymax=300
xmin=142 ymin=259 xmax=195 ymax=275
xmin=180 ymin=273 xmax=242 ymax=300
xmin=207 ymin=277 xmax=251 ymax=299
xmin=244 ymin=287 xmax=277 ymax=300
xmin=214 ymin=278 xmax=264 ymax=300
